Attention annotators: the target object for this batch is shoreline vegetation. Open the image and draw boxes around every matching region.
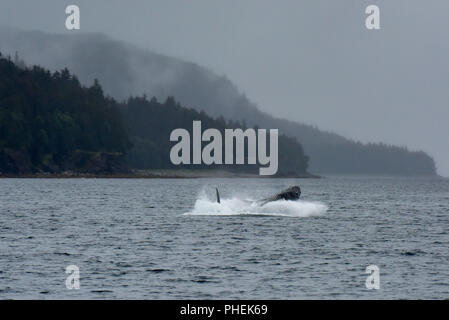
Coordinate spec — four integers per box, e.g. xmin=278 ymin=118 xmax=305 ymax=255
xmin=0 ymin=169 xmax=321 ymax=179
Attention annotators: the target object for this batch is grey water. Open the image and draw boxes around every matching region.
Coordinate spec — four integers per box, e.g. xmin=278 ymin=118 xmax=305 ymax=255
xmin=0 ymin=176 xmax=448 ymax=299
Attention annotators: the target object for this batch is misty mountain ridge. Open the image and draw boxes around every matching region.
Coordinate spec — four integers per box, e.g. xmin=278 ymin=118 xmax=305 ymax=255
xmin=0 ymin=27 xmax=436 ymax=175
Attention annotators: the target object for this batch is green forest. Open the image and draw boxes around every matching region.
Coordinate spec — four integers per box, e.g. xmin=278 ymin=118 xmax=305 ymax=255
xmin=0 ymin=54 xmax=309 ymax=175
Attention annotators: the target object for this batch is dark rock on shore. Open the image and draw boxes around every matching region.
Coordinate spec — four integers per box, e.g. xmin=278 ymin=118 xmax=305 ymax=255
xmin=0 ymin=148 xmax=32 ymax=174
xmin=62 ymin=150 xmax=129 ymax=174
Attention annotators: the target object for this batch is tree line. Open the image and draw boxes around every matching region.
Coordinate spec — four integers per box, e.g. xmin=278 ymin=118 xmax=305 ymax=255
xmin=0 ymin=54 xmax=309 ymax=175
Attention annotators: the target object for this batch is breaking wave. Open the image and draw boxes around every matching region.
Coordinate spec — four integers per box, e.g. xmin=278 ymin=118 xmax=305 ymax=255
xmin=184 ymin=191 xmax=328 ymax=218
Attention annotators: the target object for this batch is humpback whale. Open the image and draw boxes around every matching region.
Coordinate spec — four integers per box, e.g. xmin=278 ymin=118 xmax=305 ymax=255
xmin=215 ymin=185 xmax=301 ymax=206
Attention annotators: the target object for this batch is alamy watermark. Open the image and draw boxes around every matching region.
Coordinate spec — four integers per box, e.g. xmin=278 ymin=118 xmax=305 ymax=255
xmin=65 ymin=4 xmax=380 ymax=31
xmin=365 ymin=265 xmax=380 ymax=290
xmin=366 ymin=5 xmax=380 ymax=30
xmin=65 ymin=5 xmax=80 ymax=30
xmin=65 ymin=264 xmax=80 ymax=289
xmin=169 ymin=121 xmax=278 ymax=175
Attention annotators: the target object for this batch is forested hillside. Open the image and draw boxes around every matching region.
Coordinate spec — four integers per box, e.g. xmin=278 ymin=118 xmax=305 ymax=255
xmin=0 ymin=29 xmax=436 ymax=175
xmin=0 ymin=54 xmax=130 ymax=174
xmin=0 ymin=54 xmax=309 ymax=175
xmin=120 ymin=96 xmax=309 ymax=175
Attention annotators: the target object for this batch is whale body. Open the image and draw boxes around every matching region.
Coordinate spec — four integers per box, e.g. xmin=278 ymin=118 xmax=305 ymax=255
xmin=215 ymin=185 xmax=301 ymax=206
xmin=259 ymin=186 xmax=301 ymax=205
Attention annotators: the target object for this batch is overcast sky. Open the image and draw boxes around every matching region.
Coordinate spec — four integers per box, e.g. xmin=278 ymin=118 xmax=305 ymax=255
xmin=0 ymin=0 xmax=448 ymax=176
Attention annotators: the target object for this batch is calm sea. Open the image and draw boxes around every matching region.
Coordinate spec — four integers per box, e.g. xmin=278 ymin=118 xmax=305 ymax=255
xmin=0 ymin=176 xmax=448 ymax=299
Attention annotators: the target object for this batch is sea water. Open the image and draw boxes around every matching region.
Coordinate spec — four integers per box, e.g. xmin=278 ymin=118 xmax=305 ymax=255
xmin=0 ymin=176 xmax=448 ymax=299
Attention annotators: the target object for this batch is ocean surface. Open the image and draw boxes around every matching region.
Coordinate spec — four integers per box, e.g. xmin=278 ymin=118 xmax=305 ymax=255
xmin=0 ymin=176 xmax=448 ymax=299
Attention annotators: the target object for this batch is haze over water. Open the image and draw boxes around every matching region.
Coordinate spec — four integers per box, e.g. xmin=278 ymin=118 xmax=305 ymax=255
xmin=0 ymin=176 xmax=448 ymax=299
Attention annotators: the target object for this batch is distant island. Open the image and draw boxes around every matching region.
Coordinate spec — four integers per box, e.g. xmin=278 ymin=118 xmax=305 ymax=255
xmin=0 ymin=28 xmax=436 ymax=176
xmin=0 ymin=35 xmax=438 ymax=177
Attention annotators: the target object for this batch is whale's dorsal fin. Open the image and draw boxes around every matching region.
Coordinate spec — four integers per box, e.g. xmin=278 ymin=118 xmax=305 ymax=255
xmin=216 ymin=188 xmax=220 ymax=203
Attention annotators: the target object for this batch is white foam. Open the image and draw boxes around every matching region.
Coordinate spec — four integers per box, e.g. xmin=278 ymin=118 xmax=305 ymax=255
xmin=184 ymin=191 xmax=328 ymax=217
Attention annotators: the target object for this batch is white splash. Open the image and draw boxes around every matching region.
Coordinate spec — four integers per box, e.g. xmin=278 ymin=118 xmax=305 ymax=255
xmin=184 ymin=191 xmax=328 ymax=218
